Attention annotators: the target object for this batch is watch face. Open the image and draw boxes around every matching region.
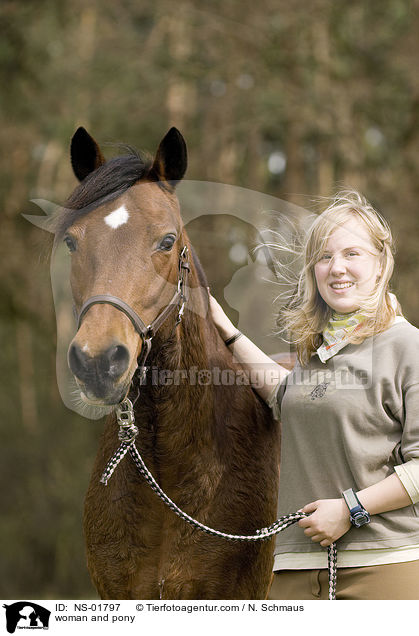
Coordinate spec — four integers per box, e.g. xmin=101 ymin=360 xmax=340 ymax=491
xmin=352 ymin=511 xmax=370 ymax=527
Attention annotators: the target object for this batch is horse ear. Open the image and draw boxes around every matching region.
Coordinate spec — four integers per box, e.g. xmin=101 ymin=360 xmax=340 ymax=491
xmin=150 ymin=127 xmax=187 ymax=188
xmin=70 ymin=127 xmax=106 ymax=182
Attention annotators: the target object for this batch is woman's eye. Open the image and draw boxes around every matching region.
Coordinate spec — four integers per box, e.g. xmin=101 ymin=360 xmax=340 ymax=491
xmin=64 ymin=236 xmax=77 ymax=253
xmin=158 ymin=234 xmax=176 ymax=251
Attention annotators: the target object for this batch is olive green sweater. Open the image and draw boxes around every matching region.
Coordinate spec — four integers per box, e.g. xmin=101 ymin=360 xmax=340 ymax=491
xmin=270 ymin=319 xmax=419 ymax=558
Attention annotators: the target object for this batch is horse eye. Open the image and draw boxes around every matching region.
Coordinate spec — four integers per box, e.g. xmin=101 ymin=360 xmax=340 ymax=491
xmin=158 ymin=234 xmax=176 ymax=251
xmin=64 ymin=235 xmax=77 ymax=253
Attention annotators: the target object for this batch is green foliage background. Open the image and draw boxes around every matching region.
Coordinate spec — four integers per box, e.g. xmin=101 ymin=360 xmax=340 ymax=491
xmin=1 ymin=0 xmax=418 ymax=598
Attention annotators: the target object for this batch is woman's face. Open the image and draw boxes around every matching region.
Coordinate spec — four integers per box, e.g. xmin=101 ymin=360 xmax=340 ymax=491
xmin=314 ymin=217 xmax=382 ymax=314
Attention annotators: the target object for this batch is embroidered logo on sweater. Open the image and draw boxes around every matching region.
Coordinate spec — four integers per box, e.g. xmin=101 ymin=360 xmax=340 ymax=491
xmin=310 ymin=382 xmax=330 ymax=400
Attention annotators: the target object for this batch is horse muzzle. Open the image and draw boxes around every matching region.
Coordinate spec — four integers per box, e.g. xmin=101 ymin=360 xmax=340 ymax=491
xmin=68 ymin=342 xmax=131 ymax=405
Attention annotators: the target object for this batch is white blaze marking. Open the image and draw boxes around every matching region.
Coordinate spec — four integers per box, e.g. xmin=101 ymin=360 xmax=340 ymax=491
xmin=104 ymin=205 xmax=129 ymax=229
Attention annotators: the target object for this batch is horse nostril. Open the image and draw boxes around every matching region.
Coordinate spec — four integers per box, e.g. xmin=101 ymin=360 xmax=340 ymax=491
xmin=107 ymin=344 xmax=130 ymax=380
xmin=68 ymin=343 xmax=89 ymax=379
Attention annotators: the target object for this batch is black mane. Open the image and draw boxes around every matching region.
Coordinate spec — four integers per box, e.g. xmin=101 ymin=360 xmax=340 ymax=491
xmin=55 ymin=151 xmax=152 ymax=241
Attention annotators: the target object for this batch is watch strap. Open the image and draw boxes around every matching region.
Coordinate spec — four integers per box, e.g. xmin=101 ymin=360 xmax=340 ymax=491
xmin=342 ymin=488 xmax=361 ymax=510
xmin=342 ymin=488 xmax=371 ymax=527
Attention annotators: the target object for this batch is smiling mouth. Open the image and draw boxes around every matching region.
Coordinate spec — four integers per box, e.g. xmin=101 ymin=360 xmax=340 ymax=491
xmin=330 ymin=282 xmax=354 ymax=290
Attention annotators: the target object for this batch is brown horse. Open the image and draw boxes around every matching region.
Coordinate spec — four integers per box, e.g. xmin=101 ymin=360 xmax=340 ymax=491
xmin=58 ymin=126 xmax=280 ymax=599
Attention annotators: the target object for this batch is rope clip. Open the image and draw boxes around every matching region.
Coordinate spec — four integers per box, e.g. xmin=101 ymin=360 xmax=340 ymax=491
xmin=115 ymin=398 xmax=138 ymax=443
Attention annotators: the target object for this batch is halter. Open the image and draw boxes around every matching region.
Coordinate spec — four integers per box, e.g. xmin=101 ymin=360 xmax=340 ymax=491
xmin=75 ymin=245 xmax=190 ymax=377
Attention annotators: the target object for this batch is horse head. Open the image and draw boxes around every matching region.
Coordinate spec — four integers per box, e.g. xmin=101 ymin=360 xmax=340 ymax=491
xmin=59 ymin=127 xmax=190 ymax=406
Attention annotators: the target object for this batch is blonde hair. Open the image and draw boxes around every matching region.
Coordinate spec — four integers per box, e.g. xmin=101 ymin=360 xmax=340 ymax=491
xmin=278 ymin=190 xmax=401 ymax=365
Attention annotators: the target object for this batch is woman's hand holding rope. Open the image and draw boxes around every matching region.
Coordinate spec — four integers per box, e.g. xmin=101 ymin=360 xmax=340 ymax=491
xmin=298 ymin=498 xmax=351 ymax=547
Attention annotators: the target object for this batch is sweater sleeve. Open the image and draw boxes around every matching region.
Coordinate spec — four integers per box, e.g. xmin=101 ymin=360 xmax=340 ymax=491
xmin=394 ymin=460 xmax=419 ymax=504
xmin=394 ymin=382 xmax=419 ymax=503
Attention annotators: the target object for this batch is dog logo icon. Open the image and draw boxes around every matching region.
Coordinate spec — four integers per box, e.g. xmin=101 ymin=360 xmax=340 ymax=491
xmin=3 ymin=602 xmax=50 ymax=633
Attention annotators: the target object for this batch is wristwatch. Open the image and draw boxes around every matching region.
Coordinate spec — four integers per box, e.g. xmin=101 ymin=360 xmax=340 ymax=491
xmin=342 ymin=488 xmax=371 ymax=528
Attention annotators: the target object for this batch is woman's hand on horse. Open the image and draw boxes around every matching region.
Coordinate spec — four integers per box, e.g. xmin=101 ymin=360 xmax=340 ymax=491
xmin=208 ymin=293 xmax=236 ymax=340
xmin=297 ymin=499 xmax=351 ymax=547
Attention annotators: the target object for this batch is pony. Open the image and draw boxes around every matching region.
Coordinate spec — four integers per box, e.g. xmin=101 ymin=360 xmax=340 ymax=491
xmin=57 ymin=126 xmax=280 ymax=599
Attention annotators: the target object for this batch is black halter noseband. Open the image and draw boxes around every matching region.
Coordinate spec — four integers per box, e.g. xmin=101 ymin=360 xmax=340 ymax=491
xmin=75 ymin=245 xmax=190 ymax=376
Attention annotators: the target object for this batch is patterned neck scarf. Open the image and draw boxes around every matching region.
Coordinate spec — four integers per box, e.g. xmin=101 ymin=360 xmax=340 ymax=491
xmin=316 ymin=310 xmax=367 ymax=363
xmin=316 ymin=293 xmax=401 ymax=363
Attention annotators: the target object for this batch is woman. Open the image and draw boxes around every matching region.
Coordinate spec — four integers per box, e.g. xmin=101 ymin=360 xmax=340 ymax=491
xmin=209 ymin=190 xmax=419 ymax=600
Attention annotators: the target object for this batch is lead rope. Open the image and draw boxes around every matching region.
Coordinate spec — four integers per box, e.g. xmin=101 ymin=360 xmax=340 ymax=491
xmin=100 ymin=398 xmax=337 ymax=600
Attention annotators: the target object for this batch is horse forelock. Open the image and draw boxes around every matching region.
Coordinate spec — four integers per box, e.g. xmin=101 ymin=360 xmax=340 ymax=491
xmin=56 ymin=152 xmax=153 ymax=241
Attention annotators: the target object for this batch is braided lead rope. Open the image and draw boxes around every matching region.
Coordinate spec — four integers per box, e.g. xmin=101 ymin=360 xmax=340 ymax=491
xmin=101 ymin=398 xmax=337 ymax=600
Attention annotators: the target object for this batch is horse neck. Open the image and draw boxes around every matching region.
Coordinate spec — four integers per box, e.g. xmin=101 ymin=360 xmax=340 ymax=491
xmin=134 ymin=263 xmax=228 ymax=446
xmin=149 ymin=245 xmax=216 ymax=372
xmin=148 ymin=274 xmax=216 ymax=386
